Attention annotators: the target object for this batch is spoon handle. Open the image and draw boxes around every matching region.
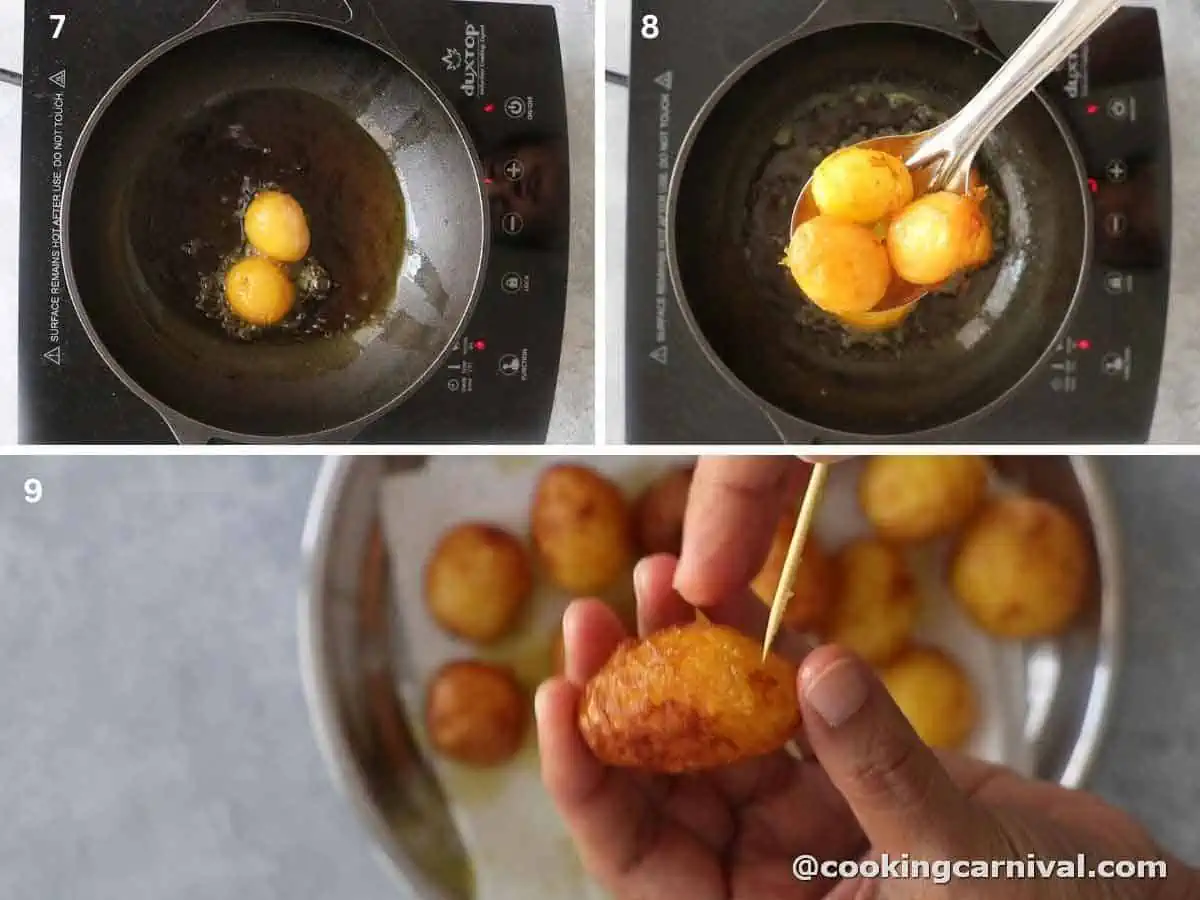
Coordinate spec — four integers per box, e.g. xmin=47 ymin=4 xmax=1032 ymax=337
xmin=910 ymin=0 xmax=1121 ymax=188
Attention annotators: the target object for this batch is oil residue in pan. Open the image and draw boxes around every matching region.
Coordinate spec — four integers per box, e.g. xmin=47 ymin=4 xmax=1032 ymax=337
xmin=745 ymin=83 xmax=1009 ymax=360
xmin=129 ymin=88 xmax=406 ymax=346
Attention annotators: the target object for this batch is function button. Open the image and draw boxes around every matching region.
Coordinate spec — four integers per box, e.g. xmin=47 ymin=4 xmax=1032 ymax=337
xmin=1105 ymin=159 xmax=1129 ymax=183
xmin=1103 ymin=213 xmax=1128 ymax=238
xmin=501 ymin=212 xmax=524 ymax=235
xmin=1104 ymin=272 xmax=1133 ymax=295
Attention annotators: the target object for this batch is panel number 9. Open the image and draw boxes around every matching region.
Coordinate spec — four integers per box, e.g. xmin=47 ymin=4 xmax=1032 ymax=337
xmin=641 ymin=14 xmax=660 ymax=40
xmin=24 ymin=479 xmax=43 ymax=504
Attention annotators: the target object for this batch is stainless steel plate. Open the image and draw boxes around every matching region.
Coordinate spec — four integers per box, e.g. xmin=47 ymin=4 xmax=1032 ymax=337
xmin=299 ymin=456 xmax=1124 ymax=898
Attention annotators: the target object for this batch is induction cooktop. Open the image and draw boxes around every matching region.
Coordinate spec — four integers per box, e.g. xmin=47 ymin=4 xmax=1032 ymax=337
xmin=625 ymin=0 xmax=1171 ymax=444
xmin=20 ymin=0 xmax=571 ymax=444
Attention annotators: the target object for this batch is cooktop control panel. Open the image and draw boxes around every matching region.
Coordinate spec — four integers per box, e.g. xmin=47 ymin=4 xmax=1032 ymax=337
xmin=19 ymin=0 xmax=569 ymax=443
xmin=625 ymin=0 xmax=1170 ymax=444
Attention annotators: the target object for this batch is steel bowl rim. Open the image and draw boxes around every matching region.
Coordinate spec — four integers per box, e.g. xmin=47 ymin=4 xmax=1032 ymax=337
xmin=297 ymin=456 xmax=435 ymax=893
xmin=664 ymin=19 xmax=1094 ymax=441
xmin=61 ymin=17 xmax=490 ymax=444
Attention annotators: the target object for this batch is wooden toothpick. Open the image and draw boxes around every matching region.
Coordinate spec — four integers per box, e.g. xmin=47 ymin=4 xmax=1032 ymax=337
xmin=762 ymin=462 xmax=831 ymax=661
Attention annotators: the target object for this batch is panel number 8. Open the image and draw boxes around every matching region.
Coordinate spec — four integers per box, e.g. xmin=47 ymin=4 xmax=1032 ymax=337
xmin=641 ymin=15 xmax=660 ymax=40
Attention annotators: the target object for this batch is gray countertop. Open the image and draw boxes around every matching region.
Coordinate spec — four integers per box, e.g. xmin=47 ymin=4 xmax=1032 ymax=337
xmin=0 ymin=0 xmax=594 ymax=446
xmin=1 ymin=455 xmax=1197 ymax=898
xmin=604 ymin=0 xmax=1200 ymax=444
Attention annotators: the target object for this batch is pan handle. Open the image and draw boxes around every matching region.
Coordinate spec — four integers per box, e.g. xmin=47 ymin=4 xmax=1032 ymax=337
xmin=160 ymin=411 xmax=218 ymax=446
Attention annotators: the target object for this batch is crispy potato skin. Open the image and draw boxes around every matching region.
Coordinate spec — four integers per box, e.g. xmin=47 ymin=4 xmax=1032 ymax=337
xmin=424 ymin=523 xmax=533 ymax=644
xmin=859 ymin=455 xmax=991 ymax=543
xmin=531 ymin=465 xmax=634 ymax=594
xmin=633 ymin=466 xmax=694 ymax=557
xmin=425 ymin=661 xmax=528 ymax=766
xmin=822 ymin=539 xmax=920 ymax=666
xmin=880 ymin=646 xmax=977 ymax=749
xmin=951 ymin=497 xmax=1090 ymax=639
xmin=579 ymin=622 xmax=800 ymax=773
xmin=751 ymin=515 xmax=836 ymax=632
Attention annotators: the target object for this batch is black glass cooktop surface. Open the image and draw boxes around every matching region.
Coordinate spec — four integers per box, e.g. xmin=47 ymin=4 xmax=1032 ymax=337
xmin=21 ymin=0 xmax=570 ymax=443
xmin=625 ymin=0 xmax=1170 ymax=444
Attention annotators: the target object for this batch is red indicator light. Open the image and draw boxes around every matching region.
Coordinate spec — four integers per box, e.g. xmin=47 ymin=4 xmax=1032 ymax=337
xmin=483 ymin=176 xmax=494 ymax=185
xmin=473 ymin=340 xmax=486 ymax=351
xmin=1086 ymin=104 xmax=1099 ymax=115
xmin=483 ymin=103 xmax=496 ymax=113
xmin=1088 ymin=178 xmax=1099 ymax=193
xmin=1077 ymin=339 xmax=1091 ymax=351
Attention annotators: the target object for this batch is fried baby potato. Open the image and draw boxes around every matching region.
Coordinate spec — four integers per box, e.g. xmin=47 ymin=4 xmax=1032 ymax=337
xmin=812 ymin=147 xmax=915 ymax=225
xmin=424 ymin=523 xmax=533 ymax=644
xmin=531 ymin=465 xmax=634 ymax=594
xmin=859 ymin=455 xmax=991 ymax=543
xmin=579 ymin=621 xmax=800 ymax=773
xmin=425 ymin=660 xmax=527 ymax=766
xmin=785 ymin=216 xmax=892 ymax=314
xmin=951 ymin=496 xmax=1090 ymax=639
xmin=880 ymin=646 xmax=977 ymax=749
xmin=887 ymin=190 xmax=991 ymax=285
xmin=822 ymin=539 xmax=921 ymax=666
xmin=633 ymin=465 xmax=694 ymax=556
xmin=751 ymin=514 xmax=836 ymax=632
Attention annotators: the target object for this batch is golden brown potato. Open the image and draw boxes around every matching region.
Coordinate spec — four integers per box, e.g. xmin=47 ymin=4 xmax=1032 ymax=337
xmin=951 ymin=496 xmax=1090 ymax=639
xmin=531 ymin=465 xmax=633 ymax=594
xmin=812 ymin=147 xmax=915 ymax=225
xmin=880 ymin=646 xmax=977 ymax=749
xmin=244 ymin=190 xmax=311 ymax=263
xmin=963 ymin=214 xmax=995 ymax=270
xmin=633 ymin=466 xmax=694 ymax=556
xmin=424 ymin=523 xmax=533 ymax=644
xmin=887 ymin=191 xmax=991 ymax=285
xmin=224 ymin=256 xmax=296 ymax=326
xmin=751 ymin=514 xmax=836 ymax=632
xmin=822 ymin=539 xmax=921 ymax=665
xmin=424 ymin=660 xmax=527 ymax=766
xmin=859 ymin=455 xmax=991 ymax=543
xmin=785 ymin=216 xmax=892 ymax=314
xmin=579 ymin=621 xmax=799 ymax=772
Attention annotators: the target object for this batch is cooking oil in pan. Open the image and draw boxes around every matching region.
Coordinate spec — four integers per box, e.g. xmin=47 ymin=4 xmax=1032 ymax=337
xmin=130 ymin=88 xmax=406 ymax=351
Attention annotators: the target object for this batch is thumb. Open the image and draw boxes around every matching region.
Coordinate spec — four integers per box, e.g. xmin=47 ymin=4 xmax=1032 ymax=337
xmin=798 ymin=646 xmax=980 ymax=859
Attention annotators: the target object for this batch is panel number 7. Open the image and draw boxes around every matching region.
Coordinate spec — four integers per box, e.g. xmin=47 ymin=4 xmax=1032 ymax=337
xmin=50 ymin=14 xmax=66 ymax=40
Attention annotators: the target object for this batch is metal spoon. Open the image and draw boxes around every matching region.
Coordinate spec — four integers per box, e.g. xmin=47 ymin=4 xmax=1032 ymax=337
xmin=791 ymin=0 xmax=1121 ymax=314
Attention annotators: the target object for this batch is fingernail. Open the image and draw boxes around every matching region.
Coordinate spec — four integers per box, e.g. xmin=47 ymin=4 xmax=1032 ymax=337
xmin=802 ymin=658 xmax=869 ymax=728
xmin=533 ymin=681 xmax=554 ymax=723
xmin=633 ymin=557 xmax=652 ymax=602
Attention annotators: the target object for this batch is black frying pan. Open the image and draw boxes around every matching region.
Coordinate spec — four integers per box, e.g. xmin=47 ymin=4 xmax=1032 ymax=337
xmin=670 ymin=18 xmax=1091 ymax=439
xmin=64 ymin=0 xmax=486 ymax=443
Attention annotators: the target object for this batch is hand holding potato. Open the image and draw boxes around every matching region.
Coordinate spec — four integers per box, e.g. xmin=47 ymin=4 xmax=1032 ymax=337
xmin=537 ymin=554 xmax=1186 ymax=900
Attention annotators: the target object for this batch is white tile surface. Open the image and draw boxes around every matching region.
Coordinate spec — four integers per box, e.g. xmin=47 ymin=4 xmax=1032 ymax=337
xmin=0 ymin=0 xmax=22 ymax=447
